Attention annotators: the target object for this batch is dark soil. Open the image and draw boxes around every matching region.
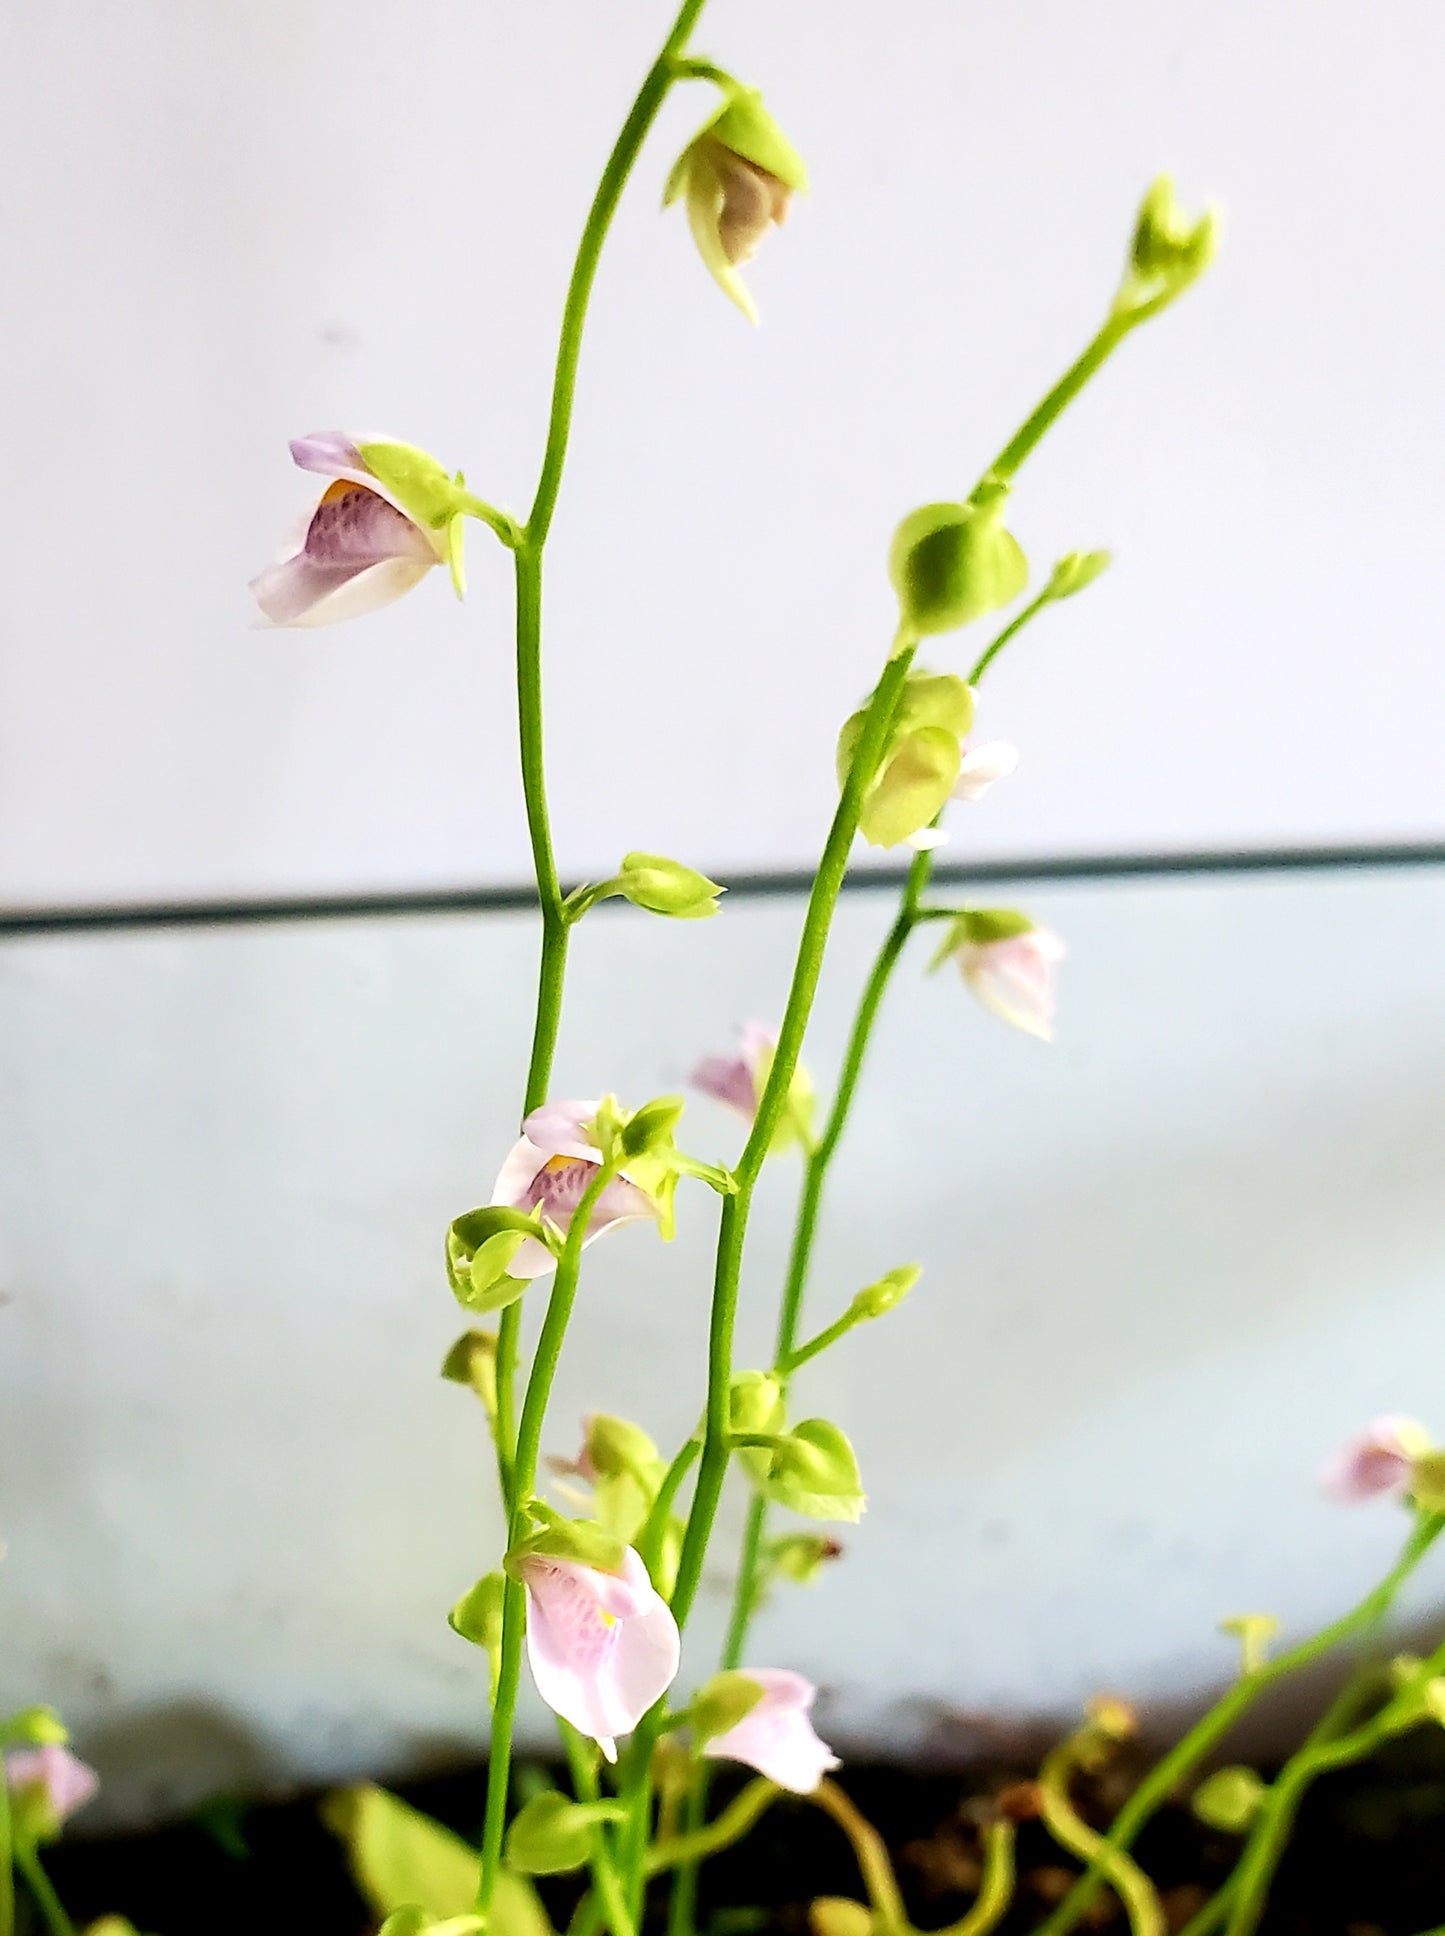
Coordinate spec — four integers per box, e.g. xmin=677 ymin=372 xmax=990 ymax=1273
xmin=40 ymin=1729 xmax=1445 ymax=1936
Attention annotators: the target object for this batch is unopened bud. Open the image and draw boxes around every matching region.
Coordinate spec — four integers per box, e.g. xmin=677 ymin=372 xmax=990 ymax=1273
xmin=889 ymin=483 xmax=1028 ymax=640
xmin=1192 ymin=1765 xmax=1266 ymax=1834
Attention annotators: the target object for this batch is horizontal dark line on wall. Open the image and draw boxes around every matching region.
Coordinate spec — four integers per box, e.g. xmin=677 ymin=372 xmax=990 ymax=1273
xmin=2 ymin=842 xmax=1444 ymax=939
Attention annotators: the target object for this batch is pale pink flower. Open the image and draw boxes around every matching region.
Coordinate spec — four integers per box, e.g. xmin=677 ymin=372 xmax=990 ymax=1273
xmin=250 ymin=432 xmax=446 ymax=627
xmin=1321 ymin=1416 xmax=1430 ymax=1503
xmin=5 ymin=1745 xmax=99 ymax=1832
xmin=690 ymin=1021 xmax=777 ymax=1120
xmin=491 ymin=1100 xmax=662 ymax=1279
xmin=958 ymin=926 xmax=1065 ymax=1041
xmin=952 ymin=740 xmax=1019 ymax=802
xmin=517 ymin=1546 xmax=680 ymax=1761
xmin=702 ymin=1669 xmax=839 ymax=1794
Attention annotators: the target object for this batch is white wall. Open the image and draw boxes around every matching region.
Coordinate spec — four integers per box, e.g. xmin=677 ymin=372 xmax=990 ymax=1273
xmin=3 ymin=869 xmax=1444 ymax=1824
xmin=2 ymin=0 xmax=1444 ymax=909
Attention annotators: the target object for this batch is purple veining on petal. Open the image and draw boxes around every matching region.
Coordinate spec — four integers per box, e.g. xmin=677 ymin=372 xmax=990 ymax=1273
xmin=304 ymin=484 xmax=436 ymax=569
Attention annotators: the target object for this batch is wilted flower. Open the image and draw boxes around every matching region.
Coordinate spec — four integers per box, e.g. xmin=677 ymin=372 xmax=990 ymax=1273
xmin=1321 ymin=1416 xmax=1431 ymax=1503
xmin=954 ymin=919 xmax=1065 ymax=1041
xmin=491 ymin=1100 xmax=668 ymax=1278
xmin=5 ymin=1744 xmax=99 ymax=1837
xmin=690 ymin=1023 xmax=814 ymax=1151
xmin=701 ymin=1669 xmax=839 ymax=1793
xmin=516 ymin=1546 xmax=680 ymax=1761
xmin=664 ymin=90 xmax=808 ymax=323
xmin=251 ymin=432 xmax=454 ymax=627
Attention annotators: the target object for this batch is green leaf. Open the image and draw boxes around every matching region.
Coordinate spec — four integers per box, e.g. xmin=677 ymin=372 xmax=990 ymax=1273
xmin=764 ymin=1419 xmax=865 ymax=1523
xmin=321 ymin=1785 xmax=549 ymax=1936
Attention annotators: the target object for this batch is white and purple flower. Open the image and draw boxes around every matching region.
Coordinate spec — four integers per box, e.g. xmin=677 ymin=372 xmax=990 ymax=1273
xmin=1321 ymin=1416 xmax=1430 ymax=1503
xmin=4 ymin=1744 xmax=99 ymax=1837
xmin=517 ymin=1547 xmax=680 ymax=1761
xmin=491 ymin=1100 xmax=665 ymax=1278
xmin=702 ymin=1670 xmax=839 ymax=1794
xmin=690 ymin=1021 xmax=778 ymax=1122
xmin=250 ymin=432 xmax=448 ymax=627
xmin=957 ymin=925 xmax=1065 ymax=1041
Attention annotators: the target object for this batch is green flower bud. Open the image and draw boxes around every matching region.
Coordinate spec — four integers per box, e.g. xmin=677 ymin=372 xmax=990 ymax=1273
xmin=504 ymin=1504 xmax=627 ymax=1578
xmin=355 ymin=440 xmax=465 ymax=530
xmin=730 ymin=1370 xmax=789 ymax=1492
xmin=615 ymin=852 xmax=724 ymax=919
xmin=1045 ymin=550 xmax=1111 ymax=600
xmin=1116 ymin=175 xmax=1219 ymax=317
xmin=620 ymin=1096 xmax=688 ymax=1160
xmin=767 ymin=1533 xmax=843 ymax=1585
xmin=810 ymin=1901 xmax=873 ymax=1936
xmin=848 ymin=1265 xmax=921 ymax=1323
xmin=764 ymin=1420 xmax=865 ymax=1523
xmin=888 ymin=484 xmax=1028 ymax=640
xmin=0 ymin=1706 xmax=69 ymax=1748
xmin=1191 ymin=1765 xmax=1266 ymax=1835
xmin=439 ymin=1330 xmax=499 ymax=1426
xmin=690 ymin=1670 xmax=767 ymax=1744
xmin=505 ymin=1792 xmax=626 ymax=1876
xmin=447 ymin=1573 xmax=506 ymax=1702
xmin=445 ymin=1207 xmax=549 ymax=1316
xmin=584 ymin=1414 xmax=664 ymax=1484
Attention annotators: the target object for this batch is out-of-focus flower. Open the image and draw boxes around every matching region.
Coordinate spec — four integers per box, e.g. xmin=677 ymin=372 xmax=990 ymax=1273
xmin=664 ymin=90 xmax=808 ymax=323
xmin=699 ymin=1669 xmax=839 ymax=1793
xmin=491 ymin=1100 xmax=668 ymax=1279
xmin=515 ymin=1546 xmax=680 ymax=1761
xmin=251 ymin=433 xmax=456 ymax=626
xmin=942 ymin=914 xmax=1065 ymax=1041
xmin=5 ymin=1743 xmax=99 ymax=1838
xmin=690 ymin=1023 xmax=815 ymax=1152
xmin=1321 ymin=1416 xmax=1431 ymax=1503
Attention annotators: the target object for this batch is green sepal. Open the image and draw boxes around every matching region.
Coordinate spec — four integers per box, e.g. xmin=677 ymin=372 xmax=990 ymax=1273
xmin=0 ymin=1706 xmax=69 ymax=1748
xmin=356 ymin=440 xmax=464 ymax=530
xmin=928 ymin=906 xmax=1035 ymax=971
xmin=665 ymin=89 xmax=809 ymax=203
xmin=1409 ymin=1450 xmax=1445 ymax=1513
xmin=506 ymin=1793 xmax=627 ymax=1877
xmin=612 ymin=853 xmax=724 ymax=920
xmin=1046 ymin=550 xmax=1111 ymax=600
xmin=445 ymin=1207 xmax=550 ymax=1316
xmin=764 ymin=1419 xmax=865 ymax=1523
xmin=621 ymin=1096 xmax=687 ymax=1160
xmin=1191 ymin=1765 xmax=1266 ymax=1834
xmin=440 ymin=1330 xmax=499 ymax=1427
xmin=848 ymin=1265 xmax=921 ymax=1323
xmin=321 ymin=1784 xmax=551 ymax=1936
xmin=689 ymin=1670 xmax=767 ymax=1744
xmin=856 ymin=727 xmax=961 ymax=849
xmin=445 ymin=514 xmax=466 ymax=599
xmin=889 ymin=489 xmax=1028 ymax=639
xmin=505 ymin=1503 xmax=627 ymax=1578
xmin=767 ymin=1532 xmax=842 ymax=1585
xmin=1115 ymin=175 xmax=1219 ymax=318
xmin=447 ymin=1573 xmax=506 ymax=1701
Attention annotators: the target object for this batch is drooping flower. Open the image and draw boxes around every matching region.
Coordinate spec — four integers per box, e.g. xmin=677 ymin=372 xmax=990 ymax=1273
xmin=952 ymin=740 xmax=1019 ymax=802
xmin=1321 ymin=1416 xmax=1431 ymax=1503
xmin=664 ymin=91 xmax=808 ymax=323
xmin=251 ymin=433 xmax=454 ymax=627
xmin=701 ymin=1669 xmax=839 ymax=1793
xmin=690 ymin=1024 xmax=815 ymax=1151
xmin=516 ymin=1546 xmax=680 ymax=1761
xmin=955 ymin=920 xmax=1065 ymax=1041
xmin=5 ymin=1744 xmax=99 ymax=1837
xmin=491 ymin=1100 xmax=668 ymax=1279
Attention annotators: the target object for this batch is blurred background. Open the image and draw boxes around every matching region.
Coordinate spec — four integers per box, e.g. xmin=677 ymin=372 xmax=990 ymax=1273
xmin=2 ymin=0 xmax=1444 ymax=1829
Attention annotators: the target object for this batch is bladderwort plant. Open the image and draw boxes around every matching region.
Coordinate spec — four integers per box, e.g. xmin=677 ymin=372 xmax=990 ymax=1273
xmin=5 ymin=12 xmax=1432 ymax=1936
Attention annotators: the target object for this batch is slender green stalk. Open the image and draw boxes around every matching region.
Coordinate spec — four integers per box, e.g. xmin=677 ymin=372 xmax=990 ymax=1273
xmin=0 ymin=1775 xmax=13 ymax=1936
xmin=1035 ymin=1511 xmax=1445 ymax=1936
xmin=13 ymin=1845 xmax=75 ymax=1936
xmin=1037 ymin=1738 xmax=1163 ymax=1936
xmin=966 ymin=583 xmax=1054 ymax=686
xmin=477 ymin=1166 xmax=623 ymax=1924
xmin=514 ymin=542 xmax=570 ymax=1116
xmin=810 ymin=1780 xmax=911 ymax=1935
xmin=989 ymin=317 xmax=1129 ymax=484
xmin=646 ymin=1779 xmax=780 ymax=1873
xmin=938 ymin=1822 xmax=1015 ymax=1936
xmin=494 ymin=1303 xmax=521 ymax=1511
xmin=637 ymin=1439 xmax=701 ymax=1580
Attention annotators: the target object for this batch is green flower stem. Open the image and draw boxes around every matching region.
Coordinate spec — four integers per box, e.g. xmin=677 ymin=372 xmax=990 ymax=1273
xmin=810 ymin=1779 xmax=912 ymax=1935
xmin=525 ymin=0 xmax=710 ymax=549
xmin=494 ymin=1304 xmax=521 ymax=1512
xmin=13 ymin=1845 xmax=75 ymax=1936
xmin=0 ymin=1773 xmax=13 ymax=1936
xmin=637 ymin=1440 xmax=702 ymax=1581
xmin=990 ymin=315 xmax=1130 ymax=487
xmin=562 ymin=1722 xmax=635 ymax=1936
xmin=937 ymin=1821 xmax=1016 ymax=1936
xmin=1035 ymin=1509 xmax=1445 ymax=1936
xmin=567 ymin=1893 xmax=604 ymax=1936
xmin=779 ymin=1308 xmax=866 ymax=1376
xmin=966 ymin=583 xmax=1055 ymax=687
xmin=645 ymin=1778 xmax=780 ymax=1873
xmin=476 ymin=1164 xmax=623 ymax=1926
xmin=513 ymin=541 xmax=570 ymax=1117
xmin=1037 ymin=1738 xmax=1163 ymax=1936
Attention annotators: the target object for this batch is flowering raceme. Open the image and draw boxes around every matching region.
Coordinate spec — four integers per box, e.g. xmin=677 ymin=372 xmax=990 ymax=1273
xmin=251 ymin=433 xmax=459 ymax=627
xmin=699 ymin=1669 xmax=840 ymax=1793
xmin=514 ymin=1547 xmax=680 ymax=1761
